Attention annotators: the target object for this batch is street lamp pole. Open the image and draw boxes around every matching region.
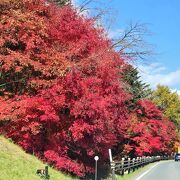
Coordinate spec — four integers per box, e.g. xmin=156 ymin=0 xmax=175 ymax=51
xmin=94 ymin=156 xmax=99 ymax=180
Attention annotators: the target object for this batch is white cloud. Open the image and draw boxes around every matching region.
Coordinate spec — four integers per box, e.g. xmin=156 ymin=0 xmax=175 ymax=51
xmin=136 ymin=63 xmax=180 ymax=90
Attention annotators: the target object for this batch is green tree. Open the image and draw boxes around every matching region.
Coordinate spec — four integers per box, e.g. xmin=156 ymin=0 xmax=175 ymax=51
xmin=122 ymin=64 xmax=151 ymax=109
xmin=152 ymin=85 xmax=180 ymax=129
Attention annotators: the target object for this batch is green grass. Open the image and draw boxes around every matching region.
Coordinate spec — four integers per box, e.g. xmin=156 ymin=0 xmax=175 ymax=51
xmin=0 ymin=136 xmax=79 ymax=180
xmin=116 ymin=162 xmax=159 ymax=180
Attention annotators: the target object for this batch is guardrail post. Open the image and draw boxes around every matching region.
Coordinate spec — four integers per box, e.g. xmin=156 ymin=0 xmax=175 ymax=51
xmin=146 ymin=157 xmax=148 ymax=163
xmin=143 ymin=156 xmax=146 ymax=166
xmin=132 ymin=158 xmax=135 ymax=171
xmin=128 ymin=158 xmax=131 ymax=174
xmin=141 ymin=157 xmax=143 ymax=167
xmin=108 ymin=149 xmax=116 ymax=180
xmin=111 ymin=161 xmax=116 ymax=180
xmin=141 ymin=157 xmax=144 ymax=167
xmin=121 ymin=158 xmax=125 ymax=176
xmin=149 ymin=156 xmax=152 ymax=163
xmin=139 ymin=157 xmax=142 ymax=167
xmin=136 ymin=157 xmax=139 ymax=169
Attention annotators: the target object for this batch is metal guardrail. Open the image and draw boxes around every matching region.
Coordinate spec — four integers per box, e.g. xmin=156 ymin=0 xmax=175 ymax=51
xmin=109 ymin=149 xmax=172 ymax=180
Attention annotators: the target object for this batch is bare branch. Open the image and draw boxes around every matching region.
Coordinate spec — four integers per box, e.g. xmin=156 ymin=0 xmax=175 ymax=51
xmin=74 ymin=1 xmax=154 ymax=61
xmin=110 ymin=22 xmax=153 ymax=60
xmin=79 ymin=0 xmax=93 ymax=12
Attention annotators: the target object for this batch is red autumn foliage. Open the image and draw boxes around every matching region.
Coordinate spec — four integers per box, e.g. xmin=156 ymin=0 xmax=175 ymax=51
xmin=123 ymin=100 xmax=177 ymax=156
xmin=0 ymin=0 xmax=70 ymax=95
xmin=0 ymin=0 xmax=109 ymax=96
xmin=0 ymin=68 xmax=129 ymax=176
xmin=0 ymin=1 xmax=129 ymax=176
xmin=48 ymin=5 xmax=110 ymax=59
xmin=0 ymin=0 xmax=177 ymax=178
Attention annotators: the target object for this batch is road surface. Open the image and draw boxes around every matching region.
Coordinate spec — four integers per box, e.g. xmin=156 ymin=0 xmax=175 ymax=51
xmin=135 ymin=160 xmax=180 ymax=180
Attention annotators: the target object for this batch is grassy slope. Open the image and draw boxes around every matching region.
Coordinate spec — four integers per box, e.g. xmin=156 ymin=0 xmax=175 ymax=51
xmin=0 ymin=136 xmax=78 ymax=180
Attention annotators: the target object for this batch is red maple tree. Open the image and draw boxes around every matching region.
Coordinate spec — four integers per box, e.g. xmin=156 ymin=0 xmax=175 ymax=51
xmin=0 ymin=0 xmax=129 ymax=176
xmin=123 ymin=100 xmax=177 ymax=156
xmin=0 ymin=0 xmax=177 ymax=178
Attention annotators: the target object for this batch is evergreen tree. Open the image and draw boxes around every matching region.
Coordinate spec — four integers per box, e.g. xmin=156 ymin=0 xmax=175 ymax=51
xmin=122 ymin=64 xmax=151 ymax=109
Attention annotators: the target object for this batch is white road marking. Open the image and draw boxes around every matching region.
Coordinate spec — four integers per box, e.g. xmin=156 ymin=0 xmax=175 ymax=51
xmin=135 ymin=162 xmax=161 ymax=180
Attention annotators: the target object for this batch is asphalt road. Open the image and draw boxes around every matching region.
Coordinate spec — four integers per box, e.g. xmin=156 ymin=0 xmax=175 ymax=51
xmin=135 ymin=160 xmax=180 ymax=180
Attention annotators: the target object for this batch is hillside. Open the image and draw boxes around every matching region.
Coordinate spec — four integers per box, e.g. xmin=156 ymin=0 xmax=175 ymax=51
xmin=0 ymin=136 xmax=78 ymax=180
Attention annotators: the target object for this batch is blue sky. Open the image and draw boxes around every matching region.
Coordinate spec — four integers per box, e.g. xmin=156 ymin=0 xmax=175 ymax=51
xmin=74 ymin=0 xmax=180 ymax=93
